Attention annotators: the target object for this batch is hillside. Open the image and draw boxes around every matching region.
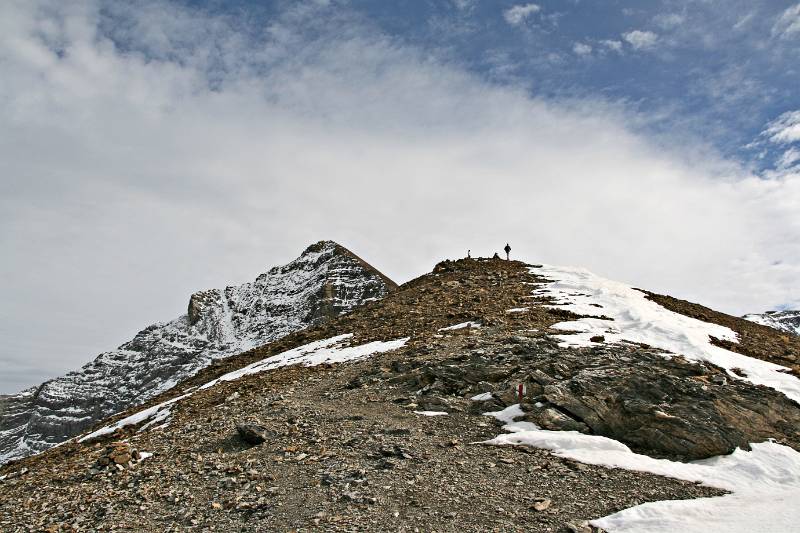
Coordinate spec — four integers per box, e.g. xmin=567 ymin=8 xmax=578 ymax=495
xmin=1 ymin=256 xmax=799 ymax=532
xmin=0 ymin=241 xmax=396 ymax=466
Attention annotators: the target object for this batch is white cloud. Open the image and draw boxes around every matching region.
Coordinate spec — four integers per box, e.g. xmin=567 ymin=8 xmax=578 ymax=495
xmin=572 ymin=42 xmax=592 ymax=56
xmin=1 ymin=0 xmax=799 ymax=392
xmin=601 ymin=39 xmax=623 ymax=53
xmin=779 ymin=148 xmax=800 ymax=170
xmin=503 ymin=3 xmax=541 ymax=26
xmin=623 ymin=29 xmax=659 ymax=50
xmin=733 ymin=11 xmax=755 ymax=31
xmin=654 ymin=13 xmax=685 ymax=29
xmin=763 ymin=110 xmax=800 ymax=173
xmin=772 ymin=3 xmax=800 ymax=38
xmin=452 ymin=0 xmax=475 ymax=11
xmin=764 ymin=110 xmax=800 ymax=144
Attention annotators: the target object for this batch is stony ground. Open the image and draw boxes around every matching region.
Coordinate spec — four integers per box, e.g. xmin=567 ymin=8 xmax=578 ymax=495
xmin=5 ymin=256 xmax=797 ymax=532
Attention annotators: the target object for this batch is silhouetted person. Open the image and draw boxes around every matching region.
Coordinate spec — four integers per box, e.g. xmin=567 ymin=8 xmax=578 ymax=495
xmin=467 ymin=249 xmax=471 ymax=259
xmin=492 ymin=252 xmax=500 ymax=259
xmin=504 ymin=243 xmax=511 ymax=260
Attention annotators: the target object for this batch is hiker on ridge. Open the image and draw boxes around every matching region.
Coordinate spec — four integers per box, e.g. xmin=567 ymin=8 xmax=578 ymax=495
xmin=504 ymin=243 xmax=511 ymax=260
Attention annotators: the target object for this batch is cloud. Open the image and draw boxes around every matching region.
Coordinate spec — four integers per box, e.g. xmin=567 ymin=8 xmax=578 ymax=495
xmin=572 ymin=42 xmax=592 ymax=56
xmin=772 ymin=3 xmax=800 ymax=38
xmin=622 ymin=29 xmax=659 ymax=50
xmin=452 ymin=0 xmax=475 ymax=11
xmin=654 ymin=13 xmax=685 ymax=29
xmin=778 ymin=147 xmax=800 ymax=170
xmin=764 ymin=110 xmax=800 ymax=144
xmin=503 ymin=3 xmax=541 ymax=26
xmin=762 ymin=110 xmax=800 ymax=172
xmin=600 ymin=39 xmax=623 ymax=53
xmin=1 ymin=0 xmax=799 ymax=393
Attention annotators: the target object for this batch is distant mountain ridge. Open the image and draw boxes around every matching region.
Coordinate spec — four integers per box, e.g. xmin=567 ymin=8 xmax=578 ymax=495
xmin=0 ymin=241 xmax=395 ymax=465
xmin=743 ymin=310 xmax=800 ymax=337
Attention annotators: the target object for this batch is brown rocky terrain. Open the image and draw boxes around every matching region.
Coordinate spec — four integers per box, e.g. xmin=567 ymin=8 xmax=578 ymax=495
xmin=1 ymin=257 xmax=797 ymax=532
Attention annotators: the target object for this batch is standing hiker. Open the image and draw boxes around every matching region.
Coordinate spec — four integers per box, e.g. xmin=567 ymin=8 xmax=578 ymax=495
xmin=504 ymin=243 xmax=511 ymax=260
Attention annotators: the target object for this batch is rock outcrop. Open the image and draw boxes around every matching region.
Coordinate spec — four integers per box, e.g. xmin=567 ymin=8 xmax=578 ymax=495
xmin=0 ymin=241 xmax=395 ymax=465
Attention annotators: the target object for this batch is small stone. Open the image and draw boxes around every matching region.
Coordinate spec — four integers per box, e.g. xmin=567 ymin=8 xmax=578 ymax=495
xmin=211 ymin=502 xmax=222 ymax=510
xmin=112 ymin=453 xmax=131 ymax=465
xmin=236 ymin=423 xmax=274 ymax=445
xmin=532 ymin=498 xmax=551 ymax=511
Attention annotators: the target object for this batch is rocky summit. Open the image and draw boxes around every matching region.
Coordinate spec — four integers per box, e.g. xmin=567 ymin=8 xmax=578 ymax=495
xmin=1 ymin=254 xmax=799 ymax=532
xmin=0 ymin=241 xmax=395 ymax=466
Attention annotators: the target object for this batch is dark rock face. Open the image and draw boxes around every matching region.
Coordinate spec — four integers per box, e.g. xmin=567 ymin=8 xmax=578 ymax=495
xmin=0 ymin=241 xmax=395 ymax=465
xmin=534 ymin=347 xmax=800 ymax=459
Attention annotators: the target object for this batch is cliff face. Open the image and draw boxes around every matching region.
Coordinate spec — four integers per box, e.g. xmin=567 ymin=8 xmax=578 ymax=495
xmin=0 ymin=241 xmax=395 ymax=465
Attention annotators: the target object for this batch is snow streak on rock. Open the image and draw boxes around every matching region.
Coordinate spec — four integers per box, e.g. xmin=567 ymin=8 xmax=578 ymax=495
xmin=530 ymin=265 xmax=800 ymax=404
xmin=78 ymin=334 xmax=408 ymax=443
xmin=0 ymin=241 xmax=395 ymax=465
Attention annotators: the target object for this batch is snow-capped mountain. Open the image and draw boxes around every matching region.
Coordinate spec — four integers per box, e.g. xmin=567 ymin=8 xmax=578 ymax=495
xmin=0 ymin=241 xmax=395 ymax=465
xmin=743 ymin=310 xmax=800 ymax=336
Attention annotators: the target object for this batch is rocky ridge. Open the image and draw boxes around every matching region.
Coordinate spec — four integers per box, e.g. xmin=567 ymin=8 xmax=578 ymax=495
xmin=1 ymin=256 xmax=798 ymax=531
xmin=0 ymin=241 xmax=396 ymax=465
xmin=744 ymin=310 xmax=800 ymax=337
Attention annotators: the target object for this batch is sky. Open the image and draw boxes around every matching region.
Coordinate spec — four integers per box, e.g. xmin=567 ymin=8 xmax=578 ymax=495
xmin=1 ymin=0 xmax=799 ymax=393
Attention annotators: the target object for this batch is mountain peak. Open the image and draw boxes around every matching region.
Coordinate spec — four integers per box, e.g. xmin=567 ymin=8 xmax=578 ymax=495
xmin=0 ymin=242 xmax=396 ymax=465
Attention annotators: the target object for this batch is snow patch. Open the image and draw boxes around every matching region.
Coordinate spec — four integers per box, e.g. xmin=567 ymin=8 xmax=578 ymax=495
xmin=471 ymin=392 xmax=493 ymax=401
xmin=78 ymin=393 xmax=191 ymax=442
xmin=486 ymin=426 xmax=800 ymax=532
xmin=414 ymin=411 xmax=449 ymax=416
xmin=438 ymin=321 xmax=481 ymax=331
xmin=531 ymin=265 xmax=800 ymax=404
xmin=484 ymin=404 xmax=540 ymax=432
xmin=506 ymin=307 xmax=529 ymax=313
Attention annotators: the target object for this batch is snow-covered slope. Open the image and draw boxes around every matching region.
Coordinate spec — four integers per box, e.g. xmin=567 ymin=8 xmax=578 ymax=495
xmin=743 ymin=310 xmax=800 ymax=336
xmin=0 ymin=241 xmax=395 ymax=465
xmin=531 ymin=265 xmax=800 ymax=404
